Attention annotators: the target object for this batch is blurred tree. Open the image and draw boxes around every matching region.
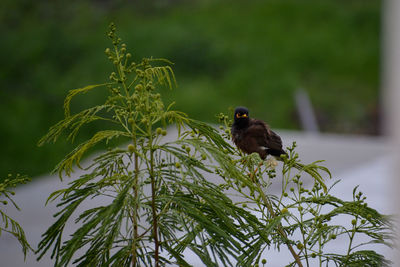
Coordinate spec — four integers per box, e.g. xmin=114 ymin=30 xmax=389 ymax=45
xmin=0 ymin=0 xmax=381 ymax=179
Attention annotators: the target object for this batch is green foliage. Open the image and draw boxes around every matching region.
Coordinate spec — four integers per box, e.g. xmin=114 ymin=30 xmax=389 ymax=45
xmin=0 ymin=0 xmax=381 ymax=179
xmin=0 ymin=174 xmax=32 ymax=257
xmin=37 ymin=24 xmax=259 ymax=266
xmin=218 ymin=114 xmax=394 ymax=266
xmin=37 ymin=24 xmax=393 ymax=267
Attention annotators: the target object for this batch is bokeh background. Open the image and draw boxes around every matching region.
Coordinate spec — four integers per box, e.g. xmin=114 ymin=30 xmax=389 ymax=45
xmin=1 ymin=0 xmax=382 ymax=180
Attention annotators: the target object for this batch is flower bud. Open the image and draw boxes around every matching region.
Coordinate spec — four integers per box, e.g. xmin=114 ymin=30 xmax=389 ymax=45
xmin=296 ymin=204 xmax=302 ymax=211
xmin=128 ymin=144 xmax=135 ymax=153
xmin=296 ymin=243 xmax=303 ymax=250
xmin=311 ymin=253 xmax=317 ymax=258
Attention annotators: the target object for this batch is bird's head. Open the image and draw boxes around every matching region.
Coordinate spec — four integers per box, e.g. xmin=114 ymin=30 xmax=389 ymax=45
xmin=233 ymin=106 xmax=249 ymax=123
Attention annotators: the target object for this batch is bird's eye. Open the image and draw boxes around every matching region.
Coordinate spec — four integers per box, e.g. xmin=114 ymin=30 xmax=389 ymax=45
xmin=236 ymin=113 xmax=248 ymax=118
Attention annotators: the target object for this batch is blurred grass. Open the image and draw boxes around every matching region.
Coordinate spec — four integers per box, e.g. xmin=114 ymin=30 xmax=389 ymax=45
xmin=0 ymin=0 xmax=381 ymax=178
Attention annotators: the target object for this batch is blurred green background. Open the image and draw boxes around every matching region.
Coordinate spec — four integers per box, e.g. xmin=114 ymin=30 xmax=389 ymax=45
xmin=1 ymin=0 xmax=381 ymax=179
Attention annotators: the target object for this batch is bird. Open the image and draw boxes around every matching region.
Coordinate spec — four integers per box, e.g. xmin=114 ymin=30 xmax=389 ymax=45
xmin=231 ymin=106 xmax=286 ymax=160
xmin=230 ymin=106 xmax=329 ymax=192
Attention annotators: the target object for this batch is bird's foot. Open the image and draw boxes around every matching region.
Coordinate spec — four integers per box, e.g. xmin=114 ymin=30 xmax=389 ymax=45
xmin=248 ymin=161 xmax=264 ymax=182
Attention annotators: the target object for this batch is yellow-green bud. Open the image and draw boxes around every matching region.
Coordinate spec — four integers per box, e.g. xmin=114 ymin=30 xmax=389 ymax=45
xmin=296 ymin=243 xmax=304 ymax=250
xmin=298 ymin=206 xmax=303 ymax=212
xmin=185 ymin=146 xmax=191 ymax=153
xmin=128 ymin=118 xmax=134 ymax=124
xmin=351 ymin=219 xmax=357 ymax=225
xmin=281 ymin=208 xmax=288 ymax=213
xmin=175 ymin=162 xmax=181 ymax=168
xmin=156 ymin=128 xmax=163 ymax=135
xmin=161 ymin=130 xmax=167 ymax=136
xmin=261 ymin=259 xmax=267 ymax=264
xmin=128 ymin=144 xmax=135 ymax=153
xmin=201 ymin=154 xmax=207 ymax=160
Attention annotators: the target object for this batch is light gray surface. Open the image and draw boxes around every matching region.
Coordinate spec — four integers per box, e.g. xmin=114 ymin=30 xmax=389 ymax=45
xmin=0 ymin=130 xmax=394 ymax=266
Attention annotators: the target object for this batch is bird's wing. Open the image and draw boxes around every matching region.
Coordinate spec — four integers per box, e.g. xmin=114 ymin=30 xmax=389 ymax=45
xmin=246 ymin=120 xmax=283 ymax=151
xmin=266 ymin=129 xmax=283 ymax=151
xmin=246 ymin=120 xmax=270 ymax=147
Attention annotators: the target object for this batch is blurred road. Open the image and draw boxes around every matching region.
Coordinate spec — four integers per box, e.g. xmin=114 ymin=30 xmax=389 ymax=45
xmin=0 ymin=129 xmax=395 ymax=266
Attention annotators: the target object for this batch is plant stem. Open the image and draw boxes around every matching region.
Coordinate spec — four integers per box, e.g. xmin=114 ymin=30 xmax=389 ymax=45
xmin=253 ymin=174 xmax=303 ymax=267
xmin=149 ymin=128 xmax=160 ymax=267
xmin=131 ymin=130 xmax=139 ymax=267
xmin=299 ymin=211 xmax=309 ymax=267
xmin=344 ymin=218 xmax=357 ymax=265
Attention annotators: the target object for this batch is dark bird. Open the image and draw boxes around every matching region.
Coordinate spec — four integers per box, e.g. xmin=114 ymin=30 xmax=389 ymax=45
xmin=231 ymin=106 xmax=329 ymax=192
xmin=231 ymin=106 xmax=286 ymax=160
